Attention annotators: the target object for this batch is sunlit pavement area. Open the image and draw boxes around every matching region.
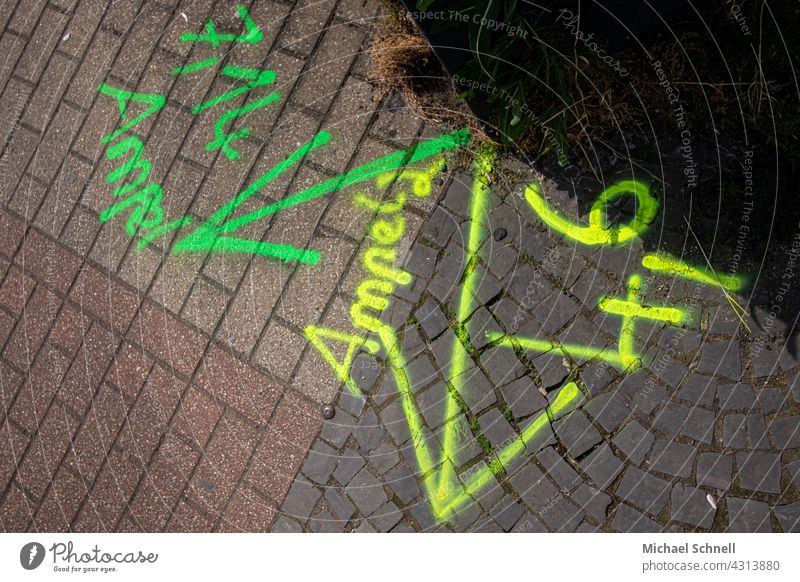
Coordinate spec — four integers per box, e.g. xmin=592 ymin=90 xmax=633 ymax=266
xmin=1 ymin=0 xmax=799 ymax=533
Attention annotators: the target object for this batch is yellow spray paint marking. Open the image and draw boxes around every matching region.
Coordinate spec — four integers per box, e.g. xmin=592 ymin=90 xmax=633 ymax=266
xmin=304 ymin=327 xmax=379 ymax=397
xmin=524 ymin=179 xmax=659 ymax=246
xmin=305 ymin=143 xmax=582 ymax=523
xmin=488 ymin=274 xmax=688 ymax=372
xmin=642 ymin=253 xmax=747 ymax=292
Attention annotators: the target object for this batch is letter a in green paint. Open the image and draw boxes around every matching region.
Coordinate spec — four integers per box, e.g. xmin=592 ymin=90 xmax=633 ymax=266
xmin=98 ymin=84 xmax=165 ymax=144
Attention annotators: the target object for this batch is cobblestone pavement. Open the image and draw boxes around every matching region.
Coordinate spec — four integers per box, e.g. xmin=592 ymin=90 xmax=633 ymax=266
xmin=1 ymin=0 xmax=799 ymax=534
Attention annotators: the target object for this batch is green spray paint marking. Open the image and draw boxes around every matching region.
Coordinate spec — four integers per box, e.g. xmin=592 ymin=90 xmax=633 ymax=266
xmin=98 ymin=84 xmax=165 ymax=145
xmin=176 ymin=6 xmax=277 ymax=160
xmin=205 ymin=92 xmax=282 ymax=160
xmin=172 ymin=128 xmax=469 ymax=264
xmin=642 ymin=252 xmax=747 ymax=292
xmin=525 ymin=179 xmax=659 ymax=246
xmin=180 ymin=4 xmax=262 ymax=46
xmin=190 ymin=67 xmax=276 ymax=115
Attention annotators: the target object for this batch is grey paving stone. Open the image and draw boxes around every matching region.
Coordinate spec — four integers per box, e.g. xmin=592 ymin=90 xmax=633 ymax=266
xmin=478 ymin=408 xmax=518 ymax=449
xmin=346 ymin=467 xmax=389 ymax=516
xmin=788 ymin=459 xmax=800 ymax=488
xmin=320 ymin=407 xmax=356 ymax=448
xmin=380 ymin=397 xmax=411 ymax=445
xmin=570 ymin=265 xmax=612 ymax=308
xmin=430 ymin=330 xmax=470 ymax=376
xmin=302 ymin=441 xmax=339 ymax=484
xmin=456 ymin=368 xmax=497 ymax=415
xmin=354 ymin=407 xmax=386 ymax=452
xmin=282 ymin=477 xmax=323 ymax=521
xmin=404 ymin=243 xmax=437 ymax=278
xmin=677 ymin=374 xmax=716 ymax=407
xmin=510 ymin=512 xmax=548 ymax=532
xmin=554 ymin=411 xmax=602 ymax=458
xmin=790 ymin=372 xmax=800 ymax=403
xmin=325 ymin=488 xmax=356 ymax=523
xmin=368 ymin=500 xmax=403 ymax=531
xmin=339 ymin=391 xmax=366 ymax=417
xmin=309 ymin=509 xmax=343 ymax=533
xmin=488 ymin=496 xmax=525 ymax=532
xmin=722 ymin=413 xmax=747 ymax=449
xmin=402 ymin=327 xmax=427 ymax=360
xmin=448 ymin=497 xmax=483 ymax=532
xmin=736 ymin=452 xmax=782 ymax=494
xmin=773 ymin=501 xmax=800 ymax=533
xmin=612 ymin=503 xmax=662 ymax=533
xmin=585 ymin=391 xmax=630 ymax=432
xmin=756 ymin=387 xmax=789 ymax=415
xmin=391 ymin=522 xmax=417 ymax=533
xmin=725 ymin=498 xmax=772 ymax=532
xmin=373 ymin=372 xmax=397 ymax=406
xmin=571 ymin=484 xmax=611 ymax=523
xmin=416 ymin=298 xmax=449 ymax=339
xmin=366 ymin=440 xmax=400 ymax=474
xmin=409 ymin=501 xmax=437 ymax=531
xmin=697 ymin=341 xmax=742 ymax=380
xmin=271 ymin=516 xmax=302 ymax=532
xmin=580 ymin=443 xmax=624 ymax=488
xmin=470 ymin=518 xmax=504 ymax=532
xmin=537 ymin=494 xmax=584 ymax=533
xmin=461 ymin=461 xmax=505 ymax=510
xmin=718 ymin=383 xmax=756 ymax=410
xmin=613 ymin=421 xmax=655 ymax=465
xmin=533 ymin=292 xmax=580 ymax=334
xmin=749 ymin=343 xmax=782 ymax=378
xmin=697 ymin=452 xmax=732 ymax=491
xmin=747 ymin=414 xmax=770 ymax=449
xmin=417 ymin=382 xmax=457 ymax=430
xmin=659 ymin=327 xmax=703 ymax=353
xmin=615 ymin=466 xmax=672 ymax=515
xmin=467 ymin=306 xmax=497 ymax=350
xmin=618 ymin=372 xmax=667 ymax=416
xmin=680 ymin=406 xmax=715 ymax=444
xmin=652 ymin=401 xmax=690 ymax=437
xmin=385 ymin=464 xmax=420 ymax=504
xmin=650 ymin=440 xmax=696 ymax=479
xmin=481 ymin=346 xmax=527 ymax=387
xmin=436 ymin=415 xmax=483 ymax=468
xmin=500 ymin=375 xmax=547 ymax=419
xmin=470 ymin=265 xmax=503 ymax=306
xmin=422 ymin=206 xmax=457 ymax=246
xmin=576 ymin=521 xmax=602 ymax=532
xmin=354 ymin=520 xmax=377 ymax=532
xmin=652 ymin=357 xmax=689 ymax=387
xmin=352 ymin=353 xmax=383 ymax=395
xmin=520 ymin=414 xmax=557 ymax=456
xmin=333 ymin=448 xmax=366 ymax=485
xmin=486 ymin=243 xmax=519 ymax=280
xmin=580 ymin=364 xmax=614 ymax=396
xmin=768 ymin=415 xmax=800 ymax=449
xmin=537 ymin=446 xmax=582 ymax=491
xmin=532 ymin=351 xmax=570 ymax=389
xmin=406 ymin=354 xmax=439 ymax=392
xmin=670 ymin=483 xmax=715 ymax=529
